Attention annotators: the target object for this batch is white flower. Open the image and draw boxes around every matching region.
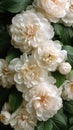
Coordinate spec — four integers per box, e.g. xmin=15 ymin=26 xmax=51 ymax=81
xmin=62 ymin=80 xmax=73 ymax=100
xmin=1 ymin=102 xmax=11 ymax=112
xmin=62 ymin=0 xmax=73 ymax=26
xmin=33 ymin=0 xmax=69 ymax=23
xmin=33 ymin=40 xmax=67 ymax=72
xmin=24 ymin=81 xmax=62 ymax=121
xmin=10 ymin=9 xmax=54 ymax=52
xmin=9 ymin=105 xmax=37 ymax=130
xmin=58 ymin=62 xmax=71 ymax=75
xmin=0 ymin=59 xmax=14 ymax=88
xmin=9 ymin=53 xmax=53 ymax=92
xmin=0 ymin=111 xmax=11 ymax=125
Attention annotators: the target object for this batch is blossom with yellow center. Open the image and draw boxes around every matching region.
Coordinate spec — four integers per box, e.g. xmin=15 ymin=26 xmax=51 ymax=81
xmin=0 ymin=111 xmax=11 ymax=125
xmin=33 ymin=0 xmax=69 ymax=22
xmin=9 ymin=53 xmax=51 ymax=92
xmin=62 ymin=0 xmax=73 ymax=26
xmin=9 ymin=106 xmax=37 ymax=130
xmin=24 ymin=81 xmax=62 ymax=121
xmin=10 ymin=9 xmax=54 ymax=52
xmin=33 ymin=40 xmax=67 ymax=71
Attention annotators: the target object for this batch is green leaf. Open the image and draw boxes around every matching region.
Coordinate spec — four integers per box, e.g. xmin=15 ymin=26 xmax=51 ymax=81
xmin=64 ymin=100 xmax=73 ymax=115
xmin=44 ymin=120 xmax=60 ymax=130
xmin=69 ymin=126 xmax=73 ymax=130
xmin=0 ymin=24 xmax=11 ymax=58
xmin=63 ymin=45 xmax=73 ymax=67
xmin=69 ymin=117 xmax=73 ymax=125
xmin=4 ymin=0 xmax=33 ymax=13
xmin=44 ymin=120 xmax=53 ymax=130
xmin=0 ymin=0 xmax=5 ymax=12
xmin=37 ymin=122 xmax=44 ymax=130
xmin=52 ymin=112 xmax=67 ymax=129
xmin=53 ymin=23 xmax=64 ymax=38
xmin=52 ymin=71 xmax=66 ymax=87
xmin=52 ymin=121 xmax=60 ymax=130
xmin=36 ymin=117 xmax=61 ymax=130
xmin=6 ymin=47 xmax=22 ymax=62
xmin=9 ymin=87 xmax=23 ymax=112
xmin=53 ymin=23 xmax=73 ymax=45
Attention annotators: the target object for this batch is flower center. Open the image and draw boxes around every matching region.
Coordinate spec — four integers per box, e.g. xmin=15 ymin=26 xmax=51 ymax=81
xmin=70 ymin=4 xmax=73 ymax=11
xmin=21 ymin=65 xmax=40 ymax=80
xmin=20 ymin=115 xmax=28 ymax=122
xmin=70 ymin=83 xmax=73 ymax=92
xmin=51 ymin=0 xmax=62 ymax=6
xmin=42 ymin=53 xmax=55 ymax=64
xmin=39 ymin=96 xmax=46 ymax=103
xmin=24 ymin=25 xmax=38 ymax=39
xmin=0 ymin=114 xmax=5 ymax=121
xmin=2 ymin=68 xmax=10 ymax=75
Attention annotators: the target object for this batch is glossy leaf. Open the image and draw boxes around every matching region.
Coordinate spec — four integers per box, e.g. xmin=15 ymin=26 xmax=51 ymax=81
xmin=53 ymin=23 xmax=73 ymax=45
xmin=52 ymin=71 xmax=66 ymax=87
xmin=1 ymin=0 xmax=33 ymax=13
xmin=63 ymin=45 xmax=73 ymax=67
xmin=9 ymin=87 xmax=23 ymax=112
xmin=64 ymin=100 xmax=73 ymax=115
xmin=6 ymin=47 xmax=22 ymax=62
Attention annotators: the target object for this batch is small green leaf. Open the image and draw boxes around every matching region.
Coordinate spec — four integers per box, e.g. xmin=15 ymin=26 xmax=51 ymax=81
xmin=52 ymin=121 xmax=60 ymax=130
xmin=53 ymin=23 xmax=64 ymax=38
xmin=52 ymin=71 xmax=66 ymax=87
xmin=0 ymin=24 xmax=11 ymax=58
xmin=37 ymin=122 xmax=44 ymax=130
xmin=9 ymin=87 xmax=23 ymax=112
xmin=69 ymin=117 xmax=73 ymax=125
xmin=0 ymin=0 xmax=5 ymax=12
xmin=63 ymin=45 xmax=73 ymax=67
xmin=69 ymin=126 xmax=73 ymax=130
xmin=6 ymin=47 xmax=22 ymax=62
xmin=53 ymin=23 xmax=73 ymax=45
xmin=52 ymin=112 xmax=67 ymax=129
xmin=4 ymin=0 xmax=33 ymax=13
xmin=64 ymin=100 xmax=73 ymax=115
xmin=44 ymin=120 xmax=53 ymax=130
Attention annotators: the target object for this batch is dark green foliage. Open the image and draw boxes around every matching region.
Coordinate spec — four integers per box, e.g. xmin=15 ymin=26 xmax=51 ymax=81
xmin=63 ymin=45 xmax=73 ymax=68
xmin=8 ymin=87 xmax=23 ymax=112
xmin=52 ymin=71 xmax=66 ymax=87
xmin=35 ymin=109 xmax=67 ymax=130
xmin=0 ymin=0 xmax=33 ymax=13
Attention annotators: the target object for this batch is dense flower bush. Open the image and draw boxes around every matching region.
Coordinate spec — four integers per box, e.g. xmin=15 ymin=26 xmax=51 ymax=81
xmin=0 ymin=0 xmax=73 ymax=130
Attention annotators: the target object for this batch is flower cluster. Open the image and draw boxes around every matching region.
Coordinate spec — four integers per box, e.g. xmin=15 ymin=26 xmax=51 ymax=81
xmin=0 ymin=0 xmax=73 ymax=130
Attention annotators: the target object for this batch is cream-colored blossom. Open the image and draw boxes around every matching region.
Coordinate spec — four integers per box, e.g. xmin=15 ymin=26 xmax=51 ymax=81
xmin=62 ymin=0 xmax=73 ymax=26
xmin=58 ymin=62 xmax=71 ymax=75
xmin=9 ymin=53 xmax=52 ymax=91
xmin=33 ymin=40 xmax=67 ymax=72
xmin=10 ymin=9 xmax=54 ymax=52
xmin=0 ymin=59 xmax=14 ymax=88
xmin=62 ymin=80 xmax=73 ymax=100
xmin=24 ymin=81 xmax=62 ymax=121
xmin=1 ymin=102 xmax=11 ymax=112
xmin=33 ymin=0 xmax=69 ymax=23
xmin=0 ymin=111 xmax=11 ymax=125
xmin=9 ymin=105 xmax=37 ymax=130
